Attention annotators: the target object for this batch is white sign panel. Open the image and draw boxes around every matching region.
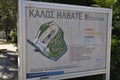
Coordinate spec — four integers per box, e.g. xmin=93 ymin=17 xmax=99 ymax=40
xmin=18 ymin=1 xmax=112 ymax=80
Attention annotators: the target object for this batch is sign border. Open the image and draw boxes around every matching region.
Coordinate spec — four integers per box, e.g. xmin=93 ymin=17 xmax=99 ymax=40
xmin=18 ymin=1 xmax=112 ymax=80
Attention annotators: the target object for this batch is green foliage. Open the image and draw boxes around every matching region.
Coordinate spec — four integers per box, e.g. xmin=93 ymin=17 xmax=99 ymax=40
xmin=111 ymin=39 xmax=120 ymax=80
xmin=112 ymin=1 xmax=120 ymax=40
xmin=93 ymin=0 xmax=115 ymax=8
xmin=10 ymin=30 xmax=17 ymax=43
xmin=0 ymin=0 xmax=18 ymax=44
xmin=111 ymin=1 xmax=120 ymax=80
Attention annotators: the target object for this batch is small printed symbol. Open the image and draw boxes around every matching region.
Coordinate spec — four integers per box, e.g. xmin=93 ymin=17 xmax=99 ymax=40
xmin=96 ymin=57 xmax=101 ymax=63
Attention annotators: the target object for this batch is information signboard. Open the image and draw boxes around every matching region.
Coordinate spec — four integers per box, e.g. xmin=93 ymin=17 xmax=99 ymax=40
xmin=18 ymin=1 xmax=112 ymax=80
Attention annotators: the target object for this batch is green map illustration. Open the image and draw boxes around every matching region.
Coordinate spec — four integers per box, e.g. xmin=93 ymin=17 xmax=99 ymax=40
xmin=31 ymin=21 xmax=67 ymax=61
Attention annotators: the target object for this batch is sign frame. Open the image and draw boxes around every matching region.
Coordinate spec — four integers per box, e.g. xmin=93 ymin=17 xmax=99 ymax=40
xmin=18 ymin=1 xmax=112 ymax=80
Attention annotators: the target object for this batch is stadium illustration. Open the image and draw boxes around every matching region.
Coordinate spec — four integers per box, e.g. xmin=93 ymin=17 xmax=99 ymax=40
xmin=27 ymin=21 xmax=67 ymax=61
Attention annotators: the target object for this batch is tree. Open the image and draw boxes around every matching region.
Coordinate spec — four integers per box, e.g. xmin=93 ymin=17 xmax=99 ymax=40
xmin=93 ymin=0 xmax=115 ymax=8
xmin=0 ymin=0 xmax=18 ymax=43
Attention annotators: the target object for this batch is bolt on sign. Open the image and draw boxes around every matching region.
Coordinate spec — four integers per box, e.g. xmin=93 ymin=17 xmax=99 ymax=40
xmin=18 ymin=1 xmax=112 ymax=80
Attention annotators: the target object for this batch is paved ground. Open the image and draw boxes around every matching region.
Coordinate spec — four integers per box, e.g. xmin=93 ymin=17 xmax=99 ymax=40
xmin=0 ymin=39 xmax=18 ymax=80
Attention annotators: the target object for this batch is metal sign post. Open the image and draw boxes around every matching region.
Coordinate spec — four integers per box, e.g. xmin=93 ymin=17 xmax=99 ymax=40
xmin=18 ymin=1 xmax=112 ymax=80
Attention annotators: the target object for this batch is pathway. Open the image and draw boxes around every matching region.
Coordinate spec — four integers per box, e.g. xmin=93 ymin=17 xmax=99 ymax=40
xmin=0 ymin=39 xmax=18 ymax=80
